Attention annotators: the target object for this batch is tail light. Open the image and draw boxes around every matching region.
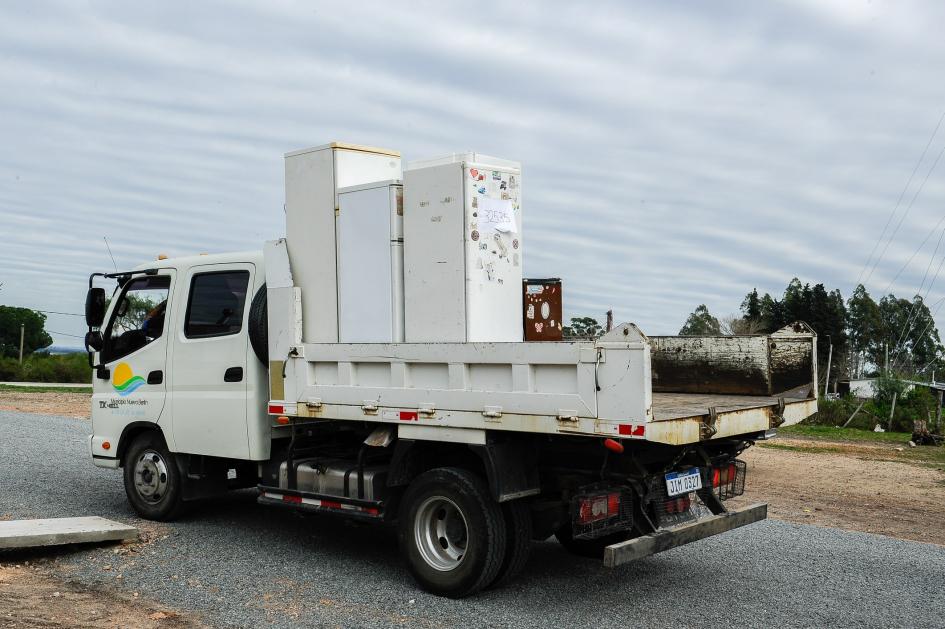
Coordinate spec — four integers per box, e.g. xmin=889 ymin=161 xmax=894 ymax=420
xmin=571 ymin=484 xmax=633 ymax=540
xmin=578 ymin=492 xmax=620 ymax=525
xmin=705 ymin=460 xmax=746 ymax=500
xmin=664 ymin=495 xmax=691 ymax=514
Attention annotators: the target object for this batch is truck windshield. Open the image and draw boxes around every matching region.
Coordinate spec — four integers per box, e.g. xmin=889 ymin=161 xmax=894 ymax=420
xmin=102 ymin=275 xmax=171 ymax=362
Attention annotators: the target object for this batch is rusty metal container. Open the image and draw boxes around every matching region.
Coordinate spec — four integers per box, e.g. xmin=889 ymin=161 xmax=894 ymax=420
xmin=523 ymin=278 xmax=563 ymax=341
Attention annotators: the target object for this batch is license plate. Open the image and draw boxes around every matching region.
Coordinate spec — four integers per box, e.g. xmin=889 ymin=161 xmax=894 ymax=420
xmin=665 ymin=469 xmax=702 ymax=497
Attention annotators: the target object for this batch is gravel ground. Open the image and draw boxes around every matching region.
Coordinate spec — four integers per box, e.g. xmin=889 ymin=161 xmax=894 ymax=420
xmin=2 ymin=410 xmax=944 ymax=629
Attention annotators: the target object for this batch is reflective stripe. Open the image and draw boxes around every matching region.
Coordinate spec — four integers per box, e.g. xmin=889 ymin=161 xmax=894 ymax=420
xmin=262 ymin=491 xmax=380 ymax=516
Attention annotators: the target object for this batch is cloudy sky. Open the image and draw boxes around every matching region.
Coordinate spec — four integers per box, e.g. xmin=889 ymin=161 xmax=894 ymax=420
xmin=3 ymin=0 xmax=945 ymax=347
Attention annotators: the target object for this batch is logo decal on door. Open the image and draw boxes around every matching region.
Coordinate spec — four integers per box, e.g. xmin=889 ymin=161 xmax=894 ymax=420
xmin=112 ymin=362 xmax=145 ymax=396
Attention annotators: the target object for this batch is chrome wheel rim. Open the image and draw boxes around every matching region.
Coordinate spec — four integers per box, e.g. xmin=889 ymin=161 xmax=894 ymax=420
xmin=133 ymin=449 xmax=169 ymax=504
xmin=414 ymin=496 xmax=468 ymax=571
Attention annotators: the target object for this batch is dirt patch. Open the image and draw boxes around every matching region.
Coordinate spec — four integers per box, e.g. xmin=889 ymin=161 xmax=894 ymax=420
xmin=0 ymin=391 xmax=90 ymax=419
xmin=0 ymin=563 xmax=200 ymax=628
xmin=732 ymin=438 xmax=945 ymax=546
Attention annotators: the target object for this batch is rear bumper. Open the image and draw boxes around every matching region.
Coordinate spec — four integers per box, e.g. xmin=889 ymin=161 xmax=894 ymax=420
xmin=603 ymin=503 xmax=767 ymax=568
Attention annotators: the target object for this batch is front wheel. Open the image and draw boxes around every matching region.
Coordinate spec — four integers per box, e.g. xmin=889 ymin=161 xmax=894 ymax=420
xmin=398 ymin=467 xmax=506 ymax=598
xmin=122 ymin=432 xmax=185 ymax=521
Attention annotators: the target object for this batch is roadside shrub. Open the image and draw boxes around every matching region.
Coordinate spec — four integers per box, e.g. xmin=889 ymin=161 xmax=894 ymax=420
xmin=872 ymin=372 xmax=907 ymax=408
xmin=804 ymin=395 xmax=861 ymax=426
xmin=806 ymin=384 xmax=940 ymax=433
xmin=0 ymin=352 xmax=91 ymax=383
xmin=0 ymin=356 xmax=20 ymax=381
xmin=891 ymin=386 xmax=938 ymax=433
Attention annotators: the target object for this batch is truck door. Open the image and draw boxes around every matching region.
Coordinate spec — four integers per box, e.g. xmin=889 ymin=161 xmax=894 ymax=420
xmin=92 ymin=272 xmax=175 ymax=444
xmin=170 ymin=264 xmax=254 ymax=459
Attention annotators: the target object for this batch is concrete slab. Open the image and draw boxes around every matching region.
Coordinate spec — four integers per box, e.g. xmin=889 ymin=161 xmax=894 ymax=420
xmin=0 ymin=516 xmax=138 ymax=550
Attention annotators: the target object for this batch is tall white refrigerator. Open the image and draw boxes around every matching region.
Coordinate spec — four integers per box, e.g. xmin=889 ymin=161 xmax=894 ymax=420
xmin=403 ymin=153 xmax=523 ymax=343
xmin=336 ymin=181 xmax=405 ymax=343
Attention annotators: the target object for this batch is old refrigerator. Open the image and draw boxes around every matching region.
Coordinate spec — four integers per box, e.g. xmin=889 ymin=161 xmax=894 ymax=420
xmin=284 ymin=142 xmax=402 ymax=343
xmin=403 ymin=153 xmax=523 ymax=342
xmin=336 ymin=181 xmax=405 ymax=343
xmin=523 ymin=278 xmax=563 ymax=341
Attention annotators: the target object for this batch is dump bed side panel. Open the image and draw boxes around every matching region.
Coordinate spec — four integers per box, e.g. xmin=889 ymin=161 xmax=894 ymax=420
xmin=649 ymin=336 xmax=771 ymax=395
xmin=649 ymin=323 xmax=817 ymax=398
xmin=769 ymin=325 xmax=818 ymax=397
xmin=294 ymin=341 xmax=606 ymax=418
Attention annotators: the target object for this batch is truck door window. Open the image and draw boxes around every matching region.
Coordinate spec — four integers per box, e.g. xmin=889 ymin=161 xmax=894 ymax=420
xmin=184 ymin=271 xmax=250 ymax=338
xmin=102 ymin=275 xmax=171 ymax=362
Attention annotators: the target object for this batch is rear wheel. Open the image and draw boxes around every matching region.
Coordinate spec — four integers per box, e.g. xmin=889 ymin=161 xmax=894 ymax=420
xmin=488 ymin=499 xmax=532 ymax=589
xmin=122 ymin=432 xmax=185 ymax=521
xmin=398 ymin=468 xmax=506 ymax=598
xmin=554 ymin=522 xmax=631 ymax=559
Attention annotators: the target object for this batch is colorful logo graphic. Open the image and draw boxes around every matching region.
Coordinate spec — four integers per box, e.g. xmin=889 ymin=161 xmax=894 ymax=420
xmin=112 ymin=362 xmax=145 ymax=396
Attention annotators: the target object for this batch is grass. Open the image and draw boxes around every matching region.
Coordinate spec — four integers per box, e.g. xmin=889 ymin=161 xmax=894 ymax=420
xmin=0 ymin=384 xmax=91 ymax=394
xmin=779 ymin=424 xmax=915 ymax=444
xmin=764 ymin=423 xmax=945 ymax=469
xmin=760 ymin=442 xmax=845 ymax=455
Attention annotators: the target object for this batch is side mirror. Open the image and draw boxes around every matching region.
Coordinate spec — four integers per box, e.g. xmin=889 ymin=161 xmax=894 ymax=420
xmin=85 ymin=287 xmax=106 ymax=327
xmin=85 ymin=330 xmax=103 ymax=352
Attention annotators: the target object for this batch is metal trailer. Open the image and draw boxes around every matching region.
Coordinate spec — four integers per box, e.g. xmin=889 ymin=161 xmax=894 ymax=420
xmin=84 ymin=142 xmax=819 ymax=598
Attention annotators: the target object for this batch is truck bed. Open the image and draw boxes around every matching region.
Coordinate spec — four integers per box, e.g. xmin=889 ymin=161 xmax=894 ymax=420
xmin=652 ymin=392 xmax=785 ymax=422
xmin=268 ymin=314 xmax=818 ymax=446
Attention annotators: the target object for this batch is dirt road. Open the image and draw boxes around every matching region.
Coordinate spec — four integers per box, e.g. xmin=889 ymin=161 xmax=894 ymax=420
xmin=0 ymin=563 xmax=201 ymax=628
xmin=735 ymin=435 xmax=945 ymax=546
xmin=0 ymin=390 xmax=90 ymax=419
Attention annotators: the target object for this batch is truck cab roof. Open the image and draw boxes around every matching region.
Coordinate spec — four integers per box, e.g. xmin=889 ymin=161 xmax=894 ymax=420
xmin=132 ymin=250 xmax=263 ymax=273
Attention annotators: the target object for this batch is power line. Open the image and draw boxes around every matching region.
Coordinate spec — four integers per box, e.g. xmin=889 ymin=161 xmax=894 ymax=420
xmin=4 ymin=307 xmax=84 ymax=317
xmin=48 ymin=330 xmax=85 ymax=339
xmin=889 ymin=227 xmax=945 ymax=366
xmin=859 ymin=109 xmax=945 ymax=287
xmin=892 ymin=294 xmax=945 ymax=372
xmin=874 ymin=141 xmax=945 ymax=295
xmin=908 ymin=296 xmax=945 ymax=373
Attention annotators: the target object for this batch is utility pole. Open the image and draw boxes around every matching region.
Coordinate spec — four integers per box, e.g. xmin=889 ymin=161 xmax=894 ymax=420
xmin=936 ymin=390 xmax=943 ymax=433
xmin=18 ymin=324 xmax=24 ymax=364
xmin=823 ymin=339 xmax=833 ymax=398
xmin=884 ymin=343 xmax=889 ymax=374
xmin=888 ymin=391 xmax=898 ymax=431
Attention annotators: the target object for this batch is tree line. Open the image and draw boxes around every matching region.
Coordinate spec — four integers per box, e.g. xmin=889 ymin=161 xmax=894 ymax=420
xmin=679 ymin=279 xmax=944 ymax=380
xmin=0 ymin=305 xmax=90 ymax=383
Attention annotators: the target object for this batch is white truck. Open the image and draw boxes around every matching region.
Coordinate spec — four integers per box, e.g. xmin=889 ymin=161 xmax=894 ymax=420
xmin=84 ymin=142 xmax=818 ymax=598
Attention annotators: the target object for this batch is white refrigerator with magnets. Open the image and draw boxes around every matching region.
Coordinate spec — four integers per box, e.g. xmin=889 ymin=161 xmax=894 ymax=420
xmin=403 ymin=153 xmax=523 ymax=342
xmin=336 ymin=181 xmax=405 ymax=343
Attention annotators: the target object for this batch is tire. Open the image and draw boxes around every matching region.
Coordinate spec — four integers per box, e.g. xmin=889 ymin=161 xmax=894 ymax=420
xmin=554 ymin=522 xmax=631 ymax=560
xmin=122 ymin=432 xmax=185 ymax=521
xmin=248 ymin=283 xmax=268 ymax=365
xmin=398 ymin=467 xmax=506 ymax=598
xmin=488 ymin=499 xmax=532 ymax=589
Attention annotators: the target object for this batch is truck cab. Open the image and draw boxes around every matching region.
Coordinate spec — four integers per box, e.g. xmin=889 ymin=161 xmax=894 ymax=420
xmin=89 ymin=252 xmax=269 ymax=473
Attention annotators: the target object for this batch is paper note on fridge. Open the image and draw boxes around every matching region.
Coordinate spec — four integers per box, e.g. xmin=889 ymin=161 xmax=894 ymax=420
xmin=478 ymin=197 xmax=516 ymax=234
